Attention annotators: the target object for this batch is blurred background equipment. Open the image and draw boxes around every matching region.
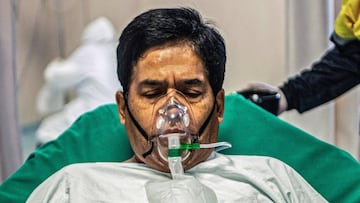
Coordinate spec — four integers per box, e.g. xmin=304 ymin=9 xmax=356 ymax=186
xmin=237 ymin=90 xmax=281 ymax=115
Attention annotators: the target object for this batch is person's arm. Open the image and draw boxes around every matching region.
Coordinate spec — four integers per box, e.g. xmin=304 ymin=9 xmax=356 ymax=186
xmin=43 ymin=57 xmax=86 ymax=90
xmin=239 ymin=0 xmax=360 ymax=114
xmin=238 ymin=40 xmax=360 ymax=114
xmin=36 ymin=44 xmax=94 ymax=115
xmin=280 ymin=39 xmax=360 ymax=113
xmin=281 ymin=0 xmax=360 ymax=113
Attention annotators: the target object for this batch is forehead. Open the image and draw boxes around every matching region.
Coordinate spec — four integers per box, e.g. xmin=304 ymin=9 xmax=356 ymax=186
xmin=132 ymin=43 xmax=207 ymax=81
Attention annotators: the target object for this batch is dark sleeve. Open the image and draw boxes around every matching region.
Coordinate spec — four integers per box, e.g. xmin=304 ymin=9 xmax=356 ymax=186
xmin=280 ymin=38 xmax=360 ymax=113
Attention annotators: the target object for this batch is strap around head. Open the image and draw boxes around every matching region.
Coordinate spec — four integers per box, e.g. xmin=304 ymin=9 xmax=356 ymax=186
xmin=123 ymin=94 xmax=154 ymax=158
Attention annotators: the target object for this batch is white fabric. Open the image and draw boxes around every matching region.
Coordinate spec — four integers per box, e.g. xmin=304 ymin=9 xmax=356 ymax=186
xmin=36 ymin=17 xmax=122 ymax=143
xmin=26 ymin=153 xmax=328 ymax=203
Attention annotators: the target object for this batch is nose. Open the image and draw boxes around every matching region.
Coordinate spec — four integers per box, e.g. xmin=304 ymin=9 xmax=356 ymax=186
xmin=167 ymin=106 xmax=183 ymax=127
xmin=164 ymin=89 xmax=188 ymax=103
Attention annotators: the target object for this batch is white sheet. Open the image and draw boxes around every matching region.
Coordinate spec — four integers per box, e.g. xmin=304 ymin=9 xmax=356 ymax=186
xmin=26 ymin=153 xmax=328 ymax=203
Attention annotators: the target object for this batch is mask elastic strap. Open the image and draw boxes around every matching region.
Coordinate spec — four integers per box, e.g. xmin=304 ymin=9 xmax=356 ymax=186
xmin=195 ymin=102 xmax=216 ymax=139
xmin=124 ymin=95 xmax=154 ymax=158
xmin=124 ymin=93 xmax=216 ymax=157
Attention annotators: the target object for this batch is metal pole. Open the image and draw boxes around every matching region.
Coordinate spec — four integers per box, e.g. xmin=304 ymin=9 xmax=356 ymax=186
xmin=0 ymin=0 xmax=23 ymax=182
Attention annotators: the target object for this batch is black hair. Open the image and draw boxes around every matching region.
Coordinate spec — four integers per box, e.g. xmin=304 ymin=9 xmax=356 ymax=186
xmin=116 ymin=7 xmax=226 ymax=95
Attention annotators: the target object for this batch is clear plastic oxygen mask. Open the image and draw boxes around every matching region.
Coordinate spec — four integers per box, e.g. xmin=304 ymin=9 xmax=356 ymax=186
xmin=154 ymin=97 xmax=196 ymax=179
xmin=155 ymin=97 xmax=191 ymax=178
xmin=153 ymin=96 xmax=232 ymax=179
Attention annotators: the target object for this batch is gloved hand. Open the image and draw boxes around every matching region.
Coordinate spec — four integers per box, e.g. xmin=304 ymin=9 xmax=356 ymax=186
xmin=334 ymin=0 xmax=360 ymax=42
xmin=237 ymin=82 xmax=288 ymax=115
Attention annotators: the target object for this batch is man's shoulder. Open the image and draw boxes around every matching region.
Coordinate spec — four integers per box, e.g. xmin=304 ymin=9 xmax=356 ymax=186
xmin=196 ymin=153 xmax=298 ymax=178
xmin=211 ymin=153 xmax=290 ymax=168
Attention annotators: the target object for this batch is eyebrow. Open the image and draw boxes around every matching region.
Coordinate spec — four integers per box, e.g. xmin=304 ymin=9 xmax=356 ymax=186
xmin=139 ymin=78 xmax=203 ymax=86
xmin=183 ymin=78 xmax=203 ymax=86
xmin=138 ymin=79 xmax=163 ymax=87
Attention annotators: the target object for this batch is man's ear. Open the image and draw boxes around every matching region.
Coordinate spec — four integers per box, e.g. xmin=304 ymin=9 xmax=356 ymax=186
xmin=215 ymin=89 xmax=225 ymax=123
xmin=116 ymin=91 xmax=126 ymax=125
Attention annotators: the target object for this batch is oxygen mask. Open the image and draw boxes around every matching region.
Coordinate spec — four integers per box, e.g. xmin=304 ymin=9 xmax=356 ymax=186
xmin=154 ymin=97 xmax=194 ymax=163
xmin=151 ymin=95 xmax=232 ymax=179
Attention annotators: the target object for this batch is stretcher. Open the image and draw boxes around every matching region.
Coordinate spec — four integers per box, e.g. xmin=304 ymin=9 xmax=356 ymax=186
xmin=0 ymin=93 xmax=359 ymax=202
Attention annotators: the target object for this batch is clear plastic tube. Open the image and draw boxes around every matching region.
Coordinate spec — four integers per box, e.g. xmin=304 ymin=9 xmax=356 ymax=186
xmin=168 ymin=140 xmax=232 ymax=179
xmin=200 ymin=141 xmax=232 ymax=152
xmin=167 ymin=134 xmax=184 ymax=179
xmin=176 ymin=141 xmax=232 ymax=152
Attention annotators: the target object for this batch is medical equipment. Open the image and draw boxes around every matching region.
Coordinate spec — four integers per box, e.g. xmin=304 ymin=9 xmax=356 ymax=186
xmin=154 ymin=97 xmax=231 ymax=179
xmin=237 ymin=90 xmax=280 ymax=115
xmin=3 ymin=94 xmax=360 ymax=203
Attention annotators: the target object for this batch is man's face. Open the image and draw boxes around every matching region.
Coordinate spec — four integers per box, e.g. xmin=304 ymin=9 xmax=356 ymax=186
xmin=116 ymin=43 xmax=224 ymax=172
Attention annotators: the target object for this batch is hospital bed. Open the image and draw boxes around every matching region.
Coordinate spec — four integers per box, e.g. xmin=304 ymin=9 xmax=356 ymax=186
xmin=0 ymin=93 xmax=359 ymax=202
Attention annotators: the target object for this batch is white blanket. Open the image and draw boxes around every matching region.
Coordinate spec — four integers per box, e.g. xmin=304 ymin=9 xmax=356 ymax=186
xmin=26 ymin=153 xmax=328 ymax=203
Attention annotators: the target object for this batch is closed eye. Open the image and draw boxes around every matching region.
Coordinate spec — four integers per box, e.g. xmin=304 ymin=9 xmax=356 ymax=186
xmin=183 ymin=91 xmax=202 ymax=98
xmin=180 ymin=79 xmax=205 ymax=99
xmin=138 ymin=79 xmax=165 ymax=99
xmin=142 ymin=90 xmax=164 ymax=99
